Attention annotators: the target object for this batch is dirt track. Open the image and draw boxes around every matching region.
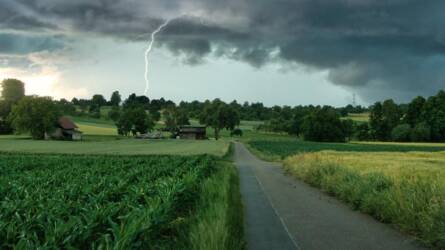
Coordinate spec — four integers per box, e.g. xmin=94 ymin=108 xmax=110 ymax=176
xmin=234 ymin=142 xmax=424 ymax=250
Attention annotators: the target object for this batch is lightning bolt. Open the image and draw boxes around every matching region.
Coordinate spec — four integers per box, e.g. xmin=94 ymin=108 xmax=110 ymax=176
xmin=144 ymin=19 xmax=171 ymax=96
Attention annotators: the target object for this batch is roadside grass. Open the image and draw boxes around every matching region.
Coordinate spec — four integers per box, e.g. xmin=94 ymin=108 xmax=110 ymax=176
xmin=0 ymin=136 xmax=230 ymax=156
xmin=284 ymin=151 xmax=445 ymax=248
xmin=187 ymin=161 xmax=244 ymax=250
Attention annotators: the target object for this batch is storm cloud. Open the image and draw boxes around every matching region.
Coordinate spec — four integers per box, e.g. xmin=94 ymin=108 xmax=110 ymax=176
xmin=2 ymin=0 xmax=445 ymax=102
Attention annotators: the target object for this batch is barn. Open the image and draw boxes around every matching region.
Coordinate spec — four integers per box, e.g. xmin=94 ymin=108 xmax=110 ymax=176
xmin=178 ymin=126 xmax=207 ymax=140
xmin=45 ymin=117 xmax=83 ymax=141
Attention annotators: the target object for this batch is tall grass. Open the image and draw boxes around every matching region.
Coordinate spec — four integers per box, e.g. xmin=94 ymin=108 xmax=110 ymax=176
xmin=186 ymin=162 xmax=244 ymax=250
xmin=284 ymin=152 xmax=445 ymax=249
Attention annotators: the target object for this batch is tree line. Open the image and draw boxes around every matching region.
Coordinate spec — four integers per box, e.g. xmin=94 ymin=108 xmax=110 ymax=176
xmin=362 ymin=90 xmax=445 ymax=142
xmin=4 ymin=77 xmax=445 ymax=143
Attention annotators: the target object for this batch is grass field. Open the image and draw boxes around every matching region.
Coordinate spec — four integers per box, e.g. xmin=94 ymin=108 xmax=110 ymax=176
xmin=0 ymin=153 xmax=243 ymax=249
xmin=344 ymin=112 xmax=370 ymax=123
xmin=71 ymin=116 xmax=118 ymax=136
xmin=284 ymin=151 xmax=445 ymax=248
xmin=248 ymin=139 xmax=445 ymax=160
xmin=0 ymin=136 xmax=229 ymax=156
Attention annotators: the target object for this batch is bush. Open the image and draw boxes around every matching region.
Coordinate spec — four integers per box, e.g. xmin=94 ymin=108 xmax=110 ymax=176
xmin=391 ymin=124 xmax=412 ymax=142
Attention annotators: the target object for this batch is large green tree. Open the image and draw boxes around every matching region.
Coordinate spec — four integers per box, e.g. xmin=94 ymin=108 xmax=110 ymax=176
xmin=1 ymin=79 xmax=25 ymax=103
xmin=8 ymin=96 xmax=60 ymax=140
xmin=199 ymin=100 xmax=240 ymax=140
xmin=301 ymin=106 xmax=346 ymax=142
xmin=116 ymin=106 xmax=154 ymax=136
xmin=0 ymin=79 xmax=25 ymax=134
xmin=370 ymin=99 xmax=401 ymax=141
xmin=110 ymin=91 xmax=121 ymax=106
xmin=91 ymin=94 xmax=107 ymax=107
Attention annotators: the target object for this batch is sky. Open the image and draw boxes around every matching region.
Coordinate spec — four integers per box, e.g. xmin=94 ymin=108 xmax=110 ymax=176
xmin=1 ymin=0 xmax=445 ymax=107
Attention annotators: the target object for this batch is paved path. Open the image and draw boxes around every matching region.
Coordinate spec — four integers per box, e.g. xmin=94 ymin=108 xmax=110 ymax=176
xmin=234 ymin=143 xmax=425 ymax=250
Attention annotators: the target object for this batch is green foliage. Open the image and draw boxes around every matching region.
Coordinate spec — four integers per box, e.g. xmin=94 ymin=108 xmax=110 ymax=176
xmin=0 ymin=153 xmax=216 ymax=249
xmin=91 ymin=94 xmax=107 ymax=107
xmin=230 ymin=128 xmax=243 ymax=137
xmin=108 ymin=105 xmax=121 ymax=122
xmin=110 ymin=91 xmax=121 ymax=106
xmin=116 ymin=107 xmax=154 ymax=136
xmin=1 ymin=78 xmax=25 ymax=103
xmin=0 ymin=79 xmax=25 ymax=134
xmin=370 ymin=99 xmax=401 ymax=141
xmin=284 ymin=156 xmax=445 ymax=248
xmin=411 ymin=122 xmax=431 ymax=142
xmin=200 ymin=100 xmax=240 ymax=140
xmin=249 ymin=140 xmax=445 ymax=159
xmin=187 ymin=162 xmax=244 ymax=250
xmin=163 ymin=107 xmax=190 ymax=133
xmin=56 ymin=98 xmax=76 ymax=115
xmin=391 ymin=123 xmax=412 ymax=142
xmin=355 ymin=122 xmax=371 ymax=141
xmin=342 ymin=119 xmax=354 ymax=141
xmin=8 ymin=96 xmax=60 ymax=139
xmin=302 ymin=106 xmax=346 ymax=142
xmin=367 ymin=90 xmax=445 ymax=142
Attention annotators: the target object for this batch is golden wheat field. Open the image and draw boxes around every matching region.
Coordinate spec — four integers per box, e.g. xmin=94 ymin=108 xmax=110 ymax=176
xmin=284 ymin=151 xmax=445 ymax=248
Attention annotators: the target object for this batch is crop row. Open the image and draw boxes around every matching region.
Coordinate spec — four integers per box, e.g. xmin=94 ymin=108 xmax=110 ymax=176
xmin=249 ymin=140 xmax=445 ymax=158
xmin=0 ymin=153 xmax=215 ymax=249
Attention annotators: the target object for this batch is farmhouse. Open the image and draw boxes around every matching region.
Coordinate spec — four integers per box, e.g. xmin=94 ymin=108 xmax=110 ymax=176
xmin=178 ymin=126 xmax=207 ymax=140
xmin=45 ymin=117 xmax=83 ymax=141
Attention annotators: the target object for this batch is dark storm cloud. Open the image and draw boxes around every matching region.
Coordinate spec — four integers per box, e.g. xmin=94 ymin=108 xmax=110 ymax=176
xmin=0 ymin=33 xmax=64 ymax=55
xmin=2 ymin=0 xmax=445 ymax=102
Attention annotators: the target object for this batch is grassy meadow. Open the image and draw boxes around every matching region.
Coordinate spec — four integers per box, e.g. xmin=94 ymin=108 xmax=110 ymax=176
xmin=0 ymin=136 xmax=229 ymax=156
xmin=284 ymin=151 xmax=445 ymax=248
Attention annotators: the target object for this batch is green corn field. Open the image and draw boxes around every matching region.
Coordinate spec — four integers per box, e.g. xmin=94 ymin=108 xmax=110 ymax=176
xmin=0 ymin=153 xmax=216 ymax=249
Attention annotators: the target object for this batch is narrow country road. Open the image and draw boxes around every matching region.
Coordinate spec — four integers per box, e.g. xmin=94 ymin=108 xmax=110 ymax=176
xmin=234 ymin=142 xmax=425 ymax=250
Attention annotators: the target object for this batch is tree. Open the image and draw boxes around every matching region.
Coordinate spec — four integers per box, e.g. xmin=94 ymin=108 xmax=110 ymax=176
xmin=162 ymin=108 xmax=190 ymax=132
xmin=8 ymin=96 xmax=60 ymax=139
xmin=116 ymin=106 xmax=154 ymax=136
xmin=110 ymin=91 xmax=121 ymax=106
xmin=355 ymin=122 xmax=371 ymax=141
xmin=410 ymin=122 xmax=431 ymax=142
xmin=404 ymin=96 xmax=426 ymax=127
xmin=420 ymin=91 xmax=445 ymax=141
xmin=199 ymin=100 xmax=240 ymax=140
xmin=108 ymin=105 xmax=121 ymax=122
xmin=391 ymin=124 xmax=411 ymax=142
xmin=301 ymin=106 xmax=346 ymax=142
xmin=342 ymin=119 xmax=354 ymax=141
xmin=91 ymin=94 xmax=107 ymax=107
xmin=1 ymin=79 xmax=25 ymax=103
xmin=370 ymin=100 xmax=401 ymax=141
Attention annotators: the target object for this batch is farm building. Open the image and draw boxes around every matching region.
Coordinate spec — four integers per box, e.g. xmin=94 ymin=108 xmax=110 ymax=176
xmin=45 ymin=117 xmax=83 ymax=141
xmin=178 ymin=126 xmax=207 ymax=140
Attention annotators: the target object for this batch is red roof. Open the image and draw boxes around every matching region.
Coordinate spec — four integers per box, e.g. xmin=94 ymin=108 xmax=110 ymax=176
xmin=58 ymin=117 xmax=78 ymax=130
